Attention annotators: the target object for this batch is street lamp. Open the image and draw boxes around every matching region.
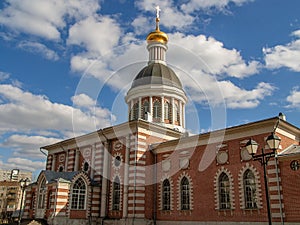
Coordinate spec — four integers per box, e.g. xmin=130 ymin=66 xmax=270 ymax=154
xmin=245 ymin=133 xmax=281 ymax=225
xmin=18 ymin=178 xmax=30 ymax=225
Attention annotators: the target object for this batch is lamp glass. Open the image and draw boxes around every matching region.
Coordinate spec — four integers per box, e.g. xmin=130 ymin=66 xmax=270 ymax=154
xmin=266 ymin=133 xmax=281 ymax=151
xmin=245 ymin=139 xmax=259 ymax=155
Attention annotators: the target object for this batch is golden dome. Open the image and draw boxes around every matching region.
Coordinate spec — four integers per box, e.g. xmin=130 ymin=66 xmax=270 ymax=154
xmin=146 ymin=18 xmax=168 ymax=44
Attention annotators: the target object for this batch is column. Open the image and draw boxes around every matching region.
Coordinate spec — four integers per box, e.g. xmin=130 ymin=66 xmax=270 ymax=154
xmin=138 ymin=97 xmax=142 ymax=119
xmin=183 ymin=103 xmax=186 ymax=128
xmin=171 ymin=98 xmax=175 ymax=125
xmin=149 ymin=96 xmax=153 ymax=118
xmin=64 ymin=150 xmax=68 ymax=171
xmin=179 ymin=101 xmax=183 ymax=126
xmin=130 ymin=100 xmax=134 ymax=121
xmin=91 ymin=144 xmax=96 ymax=178
xmin=74 ymin=149 xmax=79 ymax=171
xmin=100 ymin=142 xmax=109 ymax=217
xmin=161 ymin=96 xmax=164 ymax=123
xmin=52 ymin=154 xmax=56 ymax=171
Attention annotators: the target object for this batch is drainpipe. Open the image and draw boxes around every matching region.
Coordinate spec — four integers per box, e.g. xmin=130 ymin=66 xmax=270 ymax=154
xmin=40 ymin=147 xmax=48 ymax=157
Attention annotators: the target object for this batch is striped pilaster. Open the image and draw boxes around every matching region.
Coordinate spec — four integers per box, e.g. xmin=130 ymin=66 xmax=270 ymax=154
xmin=67 ymin=149 xmax=75 ymax=172
xmin=90 ymin=186 xmax=101 ymax=217
xmin=127 ymin=133 xmax=147 ymax=218
xmin=267 ymin=158 xmax=285 ymax=221
xmin=46 ymin=154 xmax=53 ymax=170
xmin=55 ymin=182 xmax=70 ymax=217
xmin=94 ymin=142 xmax=104 ymax=183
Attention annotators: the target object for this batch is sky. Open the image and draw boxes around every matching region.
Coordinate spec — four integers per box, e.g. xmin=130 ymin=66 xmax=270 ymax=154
xmin=0 ymin=0 xmax=300 ymax=180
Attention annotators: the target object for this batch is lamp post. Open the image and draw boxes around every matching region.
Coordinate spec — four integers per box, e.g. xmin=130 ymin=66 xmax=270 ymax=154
xmin=18 ymin=178 xmax=30 ymax=225
xmin=245 ymin=133 xmax=281 ymax=225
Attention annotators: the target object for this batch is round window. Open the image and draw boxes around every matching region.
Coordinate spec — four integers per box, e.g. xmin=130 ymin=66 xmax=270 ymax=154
xmin=83 ymin=162 xmax=89 ymax=172
xmin=114 ymin=156 xmax=121 ymax=167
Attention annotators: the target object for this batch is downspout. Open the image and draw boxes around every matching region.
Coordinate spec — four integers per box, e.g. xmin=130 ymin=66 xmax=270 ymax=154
xmin=40 ymin=147 xmax=48 ymax=157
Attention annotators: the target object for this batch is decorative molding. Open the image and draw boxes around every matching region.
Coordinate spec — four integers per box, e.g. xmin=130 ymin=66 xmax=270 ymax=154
xmin=214 ymin=167 xmax=235 ymax=210
xmin=159 ymin=176 xmax=174 ymax=211
xmin=238 ymin=163 xmax=262 ymax=210
xmin=177 ymin=172 xmax=193 ymax=211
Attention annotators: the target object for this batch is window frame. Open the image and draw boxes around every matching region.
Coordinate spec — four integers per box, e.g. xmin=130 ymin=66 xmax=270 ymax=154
xmin=243 ymin=169 xmax=257 ymax=209
xmin=180 ymin=177 xmax=190 ymax=210
xmin=112 ymin=177 xmax=121 ymax=211
xmin=219 ymin=172 xmax=231 ymax=210
xmin=71 ymin=178 xmax=87 ymax=210
xmin=162 ymin=179 xmax=171 ymax=210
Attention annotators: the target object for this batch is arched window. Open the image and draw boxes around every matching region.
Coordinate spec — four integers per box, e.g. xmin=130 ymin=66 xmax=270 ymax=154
xmin=71 ymin=178 xmax=86 ymax=210
xmin=162 ymin=179 xmax=171 ymax=210
xmin=112 ymin=177 xmax=121 ymax=210
xmin=153 ymin=100 xmax=161 ymax=119
xmin=38 ymin=178 xmax=46 ymax=209
xmin=143 ymin=100 xmax=149 ymax=119
xmin=243 ymin=169 xmax=257 ymax=209
xmin=164 ymin=102 xmax=170 ymax=120
xmin=219 ymin=172 xmax=231 ymax=209
xmin=180 ymin=177 xmax=190 ymax=210
xmin=132 ymin=102 xmax=139 ymax=120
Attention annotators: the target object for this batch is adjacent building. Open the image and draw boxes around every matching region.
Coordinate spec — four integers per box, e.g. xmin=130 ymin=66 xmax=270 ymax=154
xmin=23 ymin=13 xmax=300 ymax=225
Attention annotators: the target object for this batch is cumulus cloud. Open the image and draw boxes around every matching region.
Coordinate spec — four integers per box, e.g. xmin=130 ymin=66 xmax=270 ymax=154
xmin=263 ymin=29 xmax=300 ymax=72
xmin=67 ymin=16 xmax=121 ymax=57
xmin=72 ymin=93 xmax=95 ymax=108
xmin=0 ymin=84 xmax=114 ymax=135
xmin=286 ymin=87 xmax=300 ymax=108
xmin=135 ymin=0 xmax=194 ymax=30
xmin=0 ymin=158 xmax=45 ymax=172
xmin=1 ymin=134 xmax=62 ymax=158
xmin=0 ymin=71 xmax=10 ymax=81
xmin=18 ymin=41 xmax=59 ymax=61
xmin=0 ymin=0 xmax=100 ymax=40
xmin=169 ymin=33 xmax=261 ymax=78
xmin=180 ymin=0 xmax=253 ymax=13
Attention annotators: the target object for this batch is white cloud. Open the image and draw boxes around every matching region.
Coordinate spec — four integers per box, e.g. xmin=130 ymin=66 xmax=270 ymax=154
xmin=135 ymin=0 xmax=194 ymax=30
xmin=0 ymin=158 xmax=45 ymax=172
xmin=18 ymin=41 xmax=59 ymax=61
xmin=263 ymin=30 xmax=300 ymax=72
xmin=168 ymin=33 xmax=260 ymax=78
xmin=72 ymin=93 xmax=95 ymax=108
xmin=67 ymin=16 xmax=122 ymax=57
xmin=1 ymin=134 xmax=62 ymax=158
xmin=0 ymin=71 xmax=10 ymax=81
xmin=180 ymin=0 xmax=253 ymax=13
xmin=0 ymin=0 xmax=100 ymax=40
xmin=0 ymin=84 xmax=114 ymax=135
xmin=286 ymin=87 xmax=300 ymax=108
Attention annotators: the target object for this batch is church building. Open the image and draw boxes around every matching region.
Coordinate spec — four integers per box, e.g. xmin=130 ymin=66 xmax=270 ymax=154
xmin=23 ymin=10 xmax=300 ymax=225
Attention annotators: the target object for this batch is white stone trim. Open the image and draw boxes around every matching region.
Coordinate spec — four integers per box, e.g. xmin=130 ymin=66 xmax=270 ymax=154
xmin=177 ymin=172 xmax=193 ymax=211
xmin=238 ymin=163 xmax=262 ymax=210
xmin=214 ymin=167 xmax=235 ymax=210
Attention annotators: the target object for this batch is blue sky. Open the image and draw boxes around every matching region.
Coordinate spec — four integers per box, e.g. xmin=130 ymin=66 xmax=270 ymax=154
xmin=0 ymin=0 xmax=300 ymax=179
